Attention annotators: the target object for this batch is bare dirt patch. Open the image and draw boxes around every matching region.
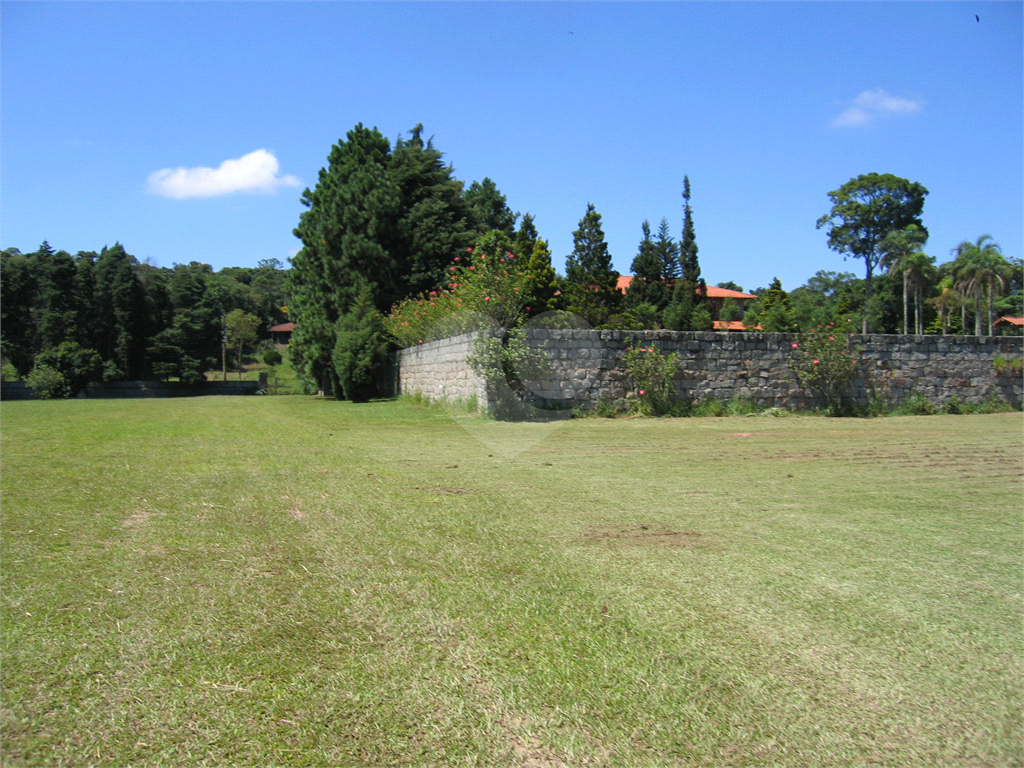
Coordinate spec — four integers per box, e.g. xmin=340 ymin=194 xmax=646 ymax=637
xmin=286 ymin=506 xmax=306 ymax=520
xmin=501 ymin=715 xmax=567 ymax=768
xmin=584 ymin=524 xmax=703 ymax=547
xmin=122 ymin=509 xmax=155 ymax=527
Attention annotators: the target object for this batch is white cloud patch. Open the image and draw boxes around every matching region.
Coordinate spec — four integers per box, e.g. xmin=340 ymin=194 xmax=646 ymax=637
xmin=833 ymin=89 xmax=924 ymax=127
xmin=147 ymin=149 xmax=300 ymax=198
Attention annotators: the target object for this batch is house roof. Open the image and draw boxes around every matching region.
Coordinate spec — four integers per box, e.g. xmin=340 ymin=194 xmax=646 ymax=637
xmin=269 ymin=322 xmax=295 ymax=333
xmin=615 ymin=276 xmax=757 ymax=300
xmin=993 ymin=316 xmax=1024 ymax=327
xmin=713 ymin=320 xmax=762 ymax=331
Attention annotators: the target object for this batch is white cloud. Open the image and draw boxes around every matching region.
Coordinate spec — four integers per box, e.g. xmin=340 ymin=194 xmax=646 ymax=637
xmin=147 ymin=149 xmax=300 ymax=198
xmin=833 ymin=88 xmax=924 ymax=127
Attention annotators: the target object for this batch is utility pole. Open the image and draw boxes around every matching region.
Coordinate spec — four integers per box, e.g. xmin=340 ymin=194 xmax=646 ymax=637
xmin=221 ymin=315 xmax=228 ymax=382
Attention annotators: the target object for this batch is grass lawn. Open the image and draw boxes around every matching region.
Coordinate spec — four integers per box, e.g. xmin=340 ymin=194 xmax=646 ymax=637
xmin=1 ymin=397 xmax=1021 ymax=767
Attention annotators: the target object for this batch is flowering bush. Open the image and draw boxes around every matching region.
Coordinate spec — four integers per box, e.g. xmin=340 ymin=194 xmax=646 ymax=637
xmin=788 ymin=325 xmax=861 ymax=413
xmin=383 ymin=231 xmax=532 ymax=348
xmin=623 ymin=342 xmax=681 ymax=415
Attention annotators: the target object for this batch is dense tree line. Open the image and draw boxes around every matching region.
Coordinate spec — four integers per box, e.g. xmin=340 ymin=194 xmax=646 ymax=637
xmin=8 ymin=138 xmax=1020 ymax=402
xmin=1 ymin=243 xmax=289 ymax=390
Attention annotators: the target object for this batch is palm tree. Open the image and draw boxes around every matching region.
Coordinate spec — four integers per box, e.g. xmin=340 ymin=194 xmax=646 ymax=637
xmin=951 ymin=236 xmax=1007 ymax=335
xmin=881 ymin=225 xmax=929 ymax=334
xmin=927 ymin=278 xmax=963 ymax=335
xmin=903 ymin=252 xmax=937 ymax=334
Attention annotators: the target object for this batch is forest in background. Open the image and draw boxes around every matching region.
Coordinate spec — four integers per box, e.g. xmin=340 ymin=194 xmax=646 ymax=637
xmin=3 ymin=124 xmax=1021 ymax=398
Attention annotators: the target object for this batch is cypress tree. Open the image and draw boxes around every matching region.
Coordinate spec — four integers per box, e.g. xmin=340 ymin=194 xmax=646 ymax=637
xmin=513 ymin=213 xmax=539 ymax=263
xmin=389 ymin=124 xmax=479 ymax=298
xmin=656 ymin=218 xmax=681 ymax=280
xmin=333 ymin=282 xmax=388 ymax=402
xmin=290 ymin=123 xmax=479 ymax=389
xmin=626 ymin=219 xmax=677 ymax=311
xmin=565 ymin=203 xmax=620 ymax=326
xmin=465 ymin=177 xmax=518 ymax=235
xmin=680 ymin=176 xmax=701 ymax=288
xmin=663 ymin=278 xmax=695 ymax=331
xmin=526 ymin=238 xmax=560 ymax=314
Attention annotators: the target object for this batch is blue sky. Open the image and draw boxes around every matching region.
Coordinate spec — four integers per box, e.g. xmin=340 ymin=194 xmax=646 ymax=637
xmin=2 ymin=1 xmax=1020 ymax=293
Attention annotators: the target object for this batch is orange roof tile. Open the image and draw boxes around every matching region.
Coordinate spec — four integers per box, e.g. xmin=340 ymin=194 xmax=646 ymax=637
xmin=616 ymin=275 xmax=757 ymax=300
xmin=993 ymin=316 xmax=1024 ymax=327
xmin=713 ymin=320 xmax=762 ymax=331
xmin=269 ymin=322 xmax=295 ymax=333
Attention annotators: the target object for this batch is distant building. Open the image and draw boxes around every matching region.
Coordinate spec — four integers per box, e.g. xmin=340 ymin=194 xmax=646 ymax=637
xmin=992 ymin=316 xmax=1023 ymax=336
xmin=269 ymin=322 xmax=295 ymax=348
xmin=615 ymin=276 xmax=760 ymax=329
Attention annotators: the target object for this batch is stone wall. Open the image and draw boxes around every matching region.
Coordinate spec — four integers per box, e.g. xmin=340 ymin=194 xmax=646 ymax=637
xmin=397 ymin=332 xmax=488 ymax=406
xmin=398 ymin=329 xmax=1023 ymax=412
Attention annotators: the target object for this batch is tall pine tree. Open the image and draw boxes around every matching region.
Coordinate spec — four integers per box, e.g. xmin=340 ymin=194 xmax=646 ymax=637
xmin=465 ymin=177 xmax=518 ymax=235
xmin=680 ymin=176 xmax=700 ymax=285
xmin=513 ymin=213 xmax=539 ymax=263
xmin=388 ymin=124 xmax=479 ymax=298
xmin=290 ymin=123 xmax=479 ymax=389
xmin=655 ymin=218 xmax=681 ymax=280
xmin=625 ymin=219 xmax=678 ymax=312
xmin=526 ymin=238 xmax=560 ymax=314
xmin=565 ymin=204 xmax=620 ymax=326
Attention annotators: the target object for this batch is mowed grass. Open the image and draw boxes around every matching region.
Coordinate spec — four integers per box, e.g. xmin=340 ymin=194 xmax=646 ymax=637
xmin=1 ymin=398 xmax=1021 ymax=767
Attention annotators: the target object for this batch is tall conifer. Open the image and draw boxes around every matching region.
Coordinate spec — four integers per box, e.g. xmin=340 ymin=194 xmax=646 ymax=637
xmin=680 ymin=176 xmax=700 ymax=287
xmin=565 ymin=204 xmax=620 ymax=326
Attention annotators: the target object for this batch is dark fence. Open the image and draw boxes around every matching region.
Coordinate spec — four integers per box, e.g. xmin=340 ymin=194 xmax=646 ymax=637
xmin=1 ymin=380 xmax=260 ymax=401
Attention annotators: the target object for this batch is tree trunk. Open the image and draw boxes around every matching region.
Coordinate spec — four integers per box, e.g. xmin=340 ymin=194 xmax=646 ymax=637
xmin=902 ymin=270 xmax=909 ymax=334
xmin=988 ymin=278 xmax=994 ymax=336
xmin=974 ymin=293 xmax=982 ymax=336
xmin=863 ymin=265 xmax=872 ymax=335
xmin=915 ymin=284 xmax=923 ymax=335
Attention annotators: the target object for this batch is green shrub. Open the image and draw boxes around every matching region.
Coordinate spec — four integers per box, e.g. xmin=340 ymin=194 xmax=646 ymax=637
xmin=789 ymin=326 xmax=861 ymax=415
xmin=35 ymin=342 xmax=102 ymax=397
xmin=943 ymin=396 xmax=963 ymax=415
xmin=691 ymin=305 xmax=714 ymax=331
xmin=893 ymin=392 xmax=938 ymax=416
xmin=102 ymin=360 xmax=123 ymax=383
xmin=993 ymin=356 xmax=1023 ymax=376
xmin=724 ymin=397 xmax=758 ymax=416
xmin=1 ymin=361 xmax=19 ymax=382
xmin=26 ymin=365 xmax=65 ymax=399
xmin=692 ymin=398 xmax=725 ymax=417
xmin=263 ymin=349 xmax=283 ymax=367
xmin=576 ymin=394 xmax=621 ymax=418
xmin=623 ymin=341 xmax=681 ymax=416
xmin=972 ymin=396 xmax=1016 ymax=415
